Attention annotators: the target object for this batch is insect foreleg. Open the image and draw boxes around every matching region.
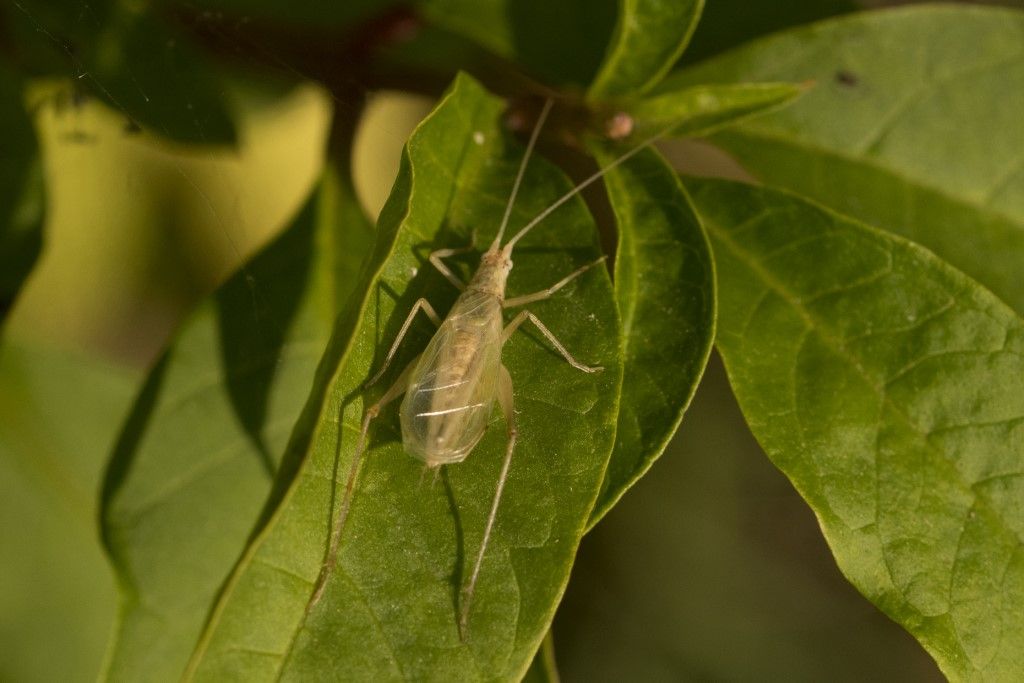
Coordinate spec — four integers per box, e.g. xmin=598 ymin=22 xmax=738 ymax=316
xmin=459 ymin=363 xmax=517 ymax=641
xmin=365 ymin=298 xmax=441 ymax=387
xmin=502 ymin=256 xmax=607 ymax=309
xmin=428 ymin=229 xmax=477 ymax=291
xmin=310 ymin=358 xmax=418 ymax=608
xmin=503 ymin=310 xmax=602 ymax=373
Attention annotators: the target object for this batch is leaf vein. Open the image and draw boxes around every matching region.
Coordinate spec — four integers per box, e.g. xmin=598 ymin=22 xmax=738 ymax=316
xmin=709 ymin=218 xmax=1024 ymax=553
xmin=856 ymin=49 xmax=1024 ymax=154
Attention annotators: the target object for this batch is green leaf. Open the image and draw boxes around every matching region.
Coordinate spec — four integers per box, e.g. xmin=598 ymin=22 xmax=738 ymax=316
xmin=100 ymin=168 xmax=372 ymax=681
xmin=690 ymin=177 xmax=1024 ymax=680
xmin=667 ymin=6 xmax=1024 ymax=314
xmin=586 ymin=146 xmax=714 ymax=528
xmin=629 ymin=82 xmax=804 ymax=139
xmin=0 ymin=64 xmax=44 ymax=319
xmin=0 ymin=340 xmax=139 ymax=682
xmin=418 ymin=0 xmax=618 ymax=86
xmin=183 ymin=73 xmax=621 ymax=680
xmin=587 ymin=0 xmax=703 ymax=101
xmin=681 ymin=0 xmax=856 ymax=65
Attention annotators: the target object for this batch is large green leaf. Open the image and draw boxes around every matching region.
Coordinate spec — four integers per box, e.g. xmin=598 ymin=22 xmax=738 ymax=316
xmin=182 ymin=73 xmax=621 ymax=681
xmin=587 ymin=146 xmax=714 ymax=527
xmin=0 ymin=64 xmax=44 ymax=320
xmin=690 ymin=177 xmax=1024 ymax=680
xmin=0 ymin=340 xmax=139 ymax=682
xmin=100 ymin=169 xmax=372 ymax=682
xmin=667 ymin=6 xmax=1024 ymax=314
xmin=587 ymin=0 xmax=703 ymax=101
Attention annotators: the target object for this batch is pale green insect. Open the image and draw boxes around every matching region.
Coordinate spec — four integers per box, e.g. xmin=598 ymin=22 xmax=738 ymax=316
xmin=313 ymin=99 xmax=663 ymax=639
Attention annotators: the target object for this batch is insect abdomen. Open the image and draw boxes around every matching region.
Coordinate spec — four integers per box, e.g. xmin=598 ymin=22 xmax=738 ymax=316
xmin=400 ymin=291 xmax=503 ymax=467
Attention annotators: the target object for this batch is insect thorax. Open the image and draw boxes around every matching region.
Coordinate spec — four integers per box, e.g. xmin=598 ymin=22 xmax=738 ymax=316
xmin=466 ymin=249 xmax=512 ymax=299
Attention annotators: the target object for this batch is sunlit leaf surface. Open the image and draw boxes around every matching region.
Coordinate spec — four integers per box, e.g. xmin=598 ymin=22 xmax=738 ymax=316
xmin=692 ymin=177 xmax=1024 ymax=680
xmin=182 ymin=74 xmax=622 ymax=680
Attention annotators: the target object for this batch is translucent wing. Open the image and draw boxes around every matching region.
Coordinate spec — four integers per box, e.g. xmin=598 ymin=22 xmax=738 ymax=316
xmin=400 ymin=290 xmax=503 ymax=466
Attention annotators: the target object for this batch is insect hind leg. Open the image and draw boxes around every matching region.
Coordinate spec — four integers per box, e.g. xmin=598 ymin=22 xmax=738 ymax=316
xmin=365 ymin=298 xmax=440 ymax=388
xmin=459 ymin=363 xmax=517 ymax=641
xmin=310 ymin=358 xmax=417 ymax=609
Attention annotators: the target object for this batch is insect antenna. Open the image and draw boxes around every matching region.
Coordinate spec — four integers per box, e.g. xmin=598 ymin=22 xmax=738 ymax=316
xmin=501 ymin=120 xmax=682 ymax=253
xmin=458 ymin=100 xmax=558 ymax=640
xmin=489 ymin=97 xmax=555 ymax=250
xmin=459 ymin=415 xmax=516 ymax=640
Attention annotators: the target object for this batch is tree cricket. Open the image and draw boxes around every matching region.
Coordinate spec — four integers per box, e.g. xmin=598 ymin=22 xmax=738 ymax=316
xmin=312 ymin=96 xmax=662 ymax=639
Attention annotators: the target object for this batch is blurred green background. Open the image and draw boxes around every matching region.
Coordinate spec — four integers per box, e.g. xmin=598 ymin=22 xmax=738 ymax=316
xmin=7 ymin=0 xmax=1011 ymax=679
